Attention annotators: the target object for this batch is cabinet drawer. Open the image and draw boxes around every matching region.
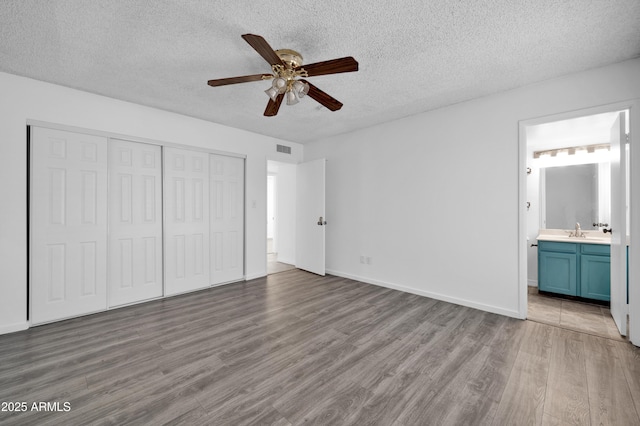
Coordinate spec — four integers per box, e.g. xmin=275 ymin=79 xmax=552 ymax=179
xmin=538 ymin=241 xmax=577 ymax=253
xmin=581 ymin=244 xmax=610 ymax=256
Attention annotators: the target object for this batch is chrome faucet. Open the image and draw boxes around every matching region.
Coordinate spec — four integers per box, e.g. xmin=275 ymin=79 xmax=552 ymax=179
xmin=569 ymin=222 xmax=585 ymax=238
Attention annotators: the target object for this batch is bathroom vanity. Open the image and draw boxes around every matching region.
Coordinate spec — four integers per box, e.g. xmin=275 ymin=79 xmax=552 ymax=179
xmin=536 ymin=229 xmax=618 ymax=301
xmin=538 ymin=239 xmax=611 ymax=301
xmin=537 ymin=230 xmax=629 ymax=303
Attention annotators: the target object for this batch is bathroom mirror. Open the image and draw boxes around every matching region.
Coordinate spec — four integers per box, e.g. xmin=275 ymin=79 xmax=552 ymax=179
xmin=542 ymin=163 xmax=610 ymax=230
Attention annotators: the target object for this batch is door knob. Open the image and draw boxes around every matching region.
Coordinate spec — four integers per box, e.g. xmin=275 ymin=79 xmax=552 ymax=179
xmin=317 ymin=216 xmax=327 ymax=226
xmin=603 ymin=228 xmax=613 ymax=234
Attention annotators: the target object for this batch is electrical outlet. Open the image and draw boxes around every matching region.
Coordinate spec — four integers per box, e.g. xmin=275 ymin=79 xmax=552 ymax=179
xmin=366 ymin=256 xmax=371 ymax=265
xmin=360 ymin=255 xmax=365 ymax=264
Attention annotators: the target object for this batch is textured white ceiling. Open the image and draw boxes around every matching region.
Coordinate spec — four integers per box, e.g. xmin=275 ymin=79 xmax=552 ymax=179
xmin=1 ymin=0 xmax=639 ymax=144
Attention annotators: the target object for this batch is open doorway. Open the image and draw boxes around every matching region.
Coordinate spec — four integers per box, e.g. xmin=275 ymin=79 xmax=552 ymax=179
xmin=522 ymin=108 xmax=631 ymax=340
xmin=267 ymin=161 xmax=297 ymax=275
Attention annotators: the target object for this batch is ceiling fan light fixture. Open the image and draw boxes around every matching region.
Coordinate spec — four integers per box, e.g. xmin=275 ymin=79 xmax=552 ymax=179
xmin=265 ymin=86 xmax=279 ymax=101
xmin=286 ymin=89 xmax=299 ymax=106
xmin=272 ymin=77 xmax=287 ymax=93
xmin=292 ymin=80 xmax=309 ymax=98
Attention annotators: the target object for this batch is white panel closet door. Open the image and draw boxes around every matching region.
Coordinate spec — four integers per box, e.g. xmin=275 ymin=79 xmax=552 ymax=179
xmin=30 ymin=127 xmax=108 ymax=325
xmin=164 ymin=147 xmax=210 ymax=295
xmin=108 ymin=139 xmax=163 ymax=307
xmin=210 ymin=154 xmax=245 ymax=285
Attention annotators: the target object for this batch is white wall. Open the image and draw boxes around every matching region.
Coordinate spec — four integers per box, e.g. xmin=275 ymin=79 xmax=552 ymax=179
xmin=304 ymin=58 xmax=640 ymax=318
xmin=0 ymin=72 xmax=302 ymax=334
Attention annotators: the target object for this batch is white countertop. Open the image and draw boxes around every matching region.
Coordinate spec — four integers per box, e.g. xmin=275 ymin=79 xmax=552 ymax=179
xmin=536 ymin=229 xmax=612 ymax=245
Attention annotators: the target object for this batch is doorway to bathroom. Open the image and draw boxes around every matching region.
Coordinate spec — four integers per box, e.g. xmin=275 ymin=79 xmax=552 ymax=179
xmin=520 ymin=104 xmax=637 ymax=343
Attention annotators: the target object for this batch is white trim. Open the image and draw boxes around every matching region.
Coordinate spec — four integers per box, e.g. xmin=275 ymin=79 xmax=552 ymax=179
xmin=630 ymin=103 xmax=640 ymax=346
xmin=327 ymin=269 xmax=521 ymax=319
xmin=518 ymin=111 xmax=528 ymax=320
xmin=528 ymin=279 xmax=538 ymax=287
xmin=0 ymin=322 xmax=29 ymax=335
xmin=518 ymin=100 xmax=639 ymax=345
xmin=26 ymin=119 xmax=247 ymax=159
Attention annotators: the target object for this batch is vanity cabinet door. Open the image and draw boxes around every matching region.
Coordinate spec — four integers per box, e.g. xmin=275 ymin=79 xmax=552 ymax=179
xmin=580 ymin=254 xmax=611 ymax=301
xmin=539 ymin=251 xmax=577 ymax=296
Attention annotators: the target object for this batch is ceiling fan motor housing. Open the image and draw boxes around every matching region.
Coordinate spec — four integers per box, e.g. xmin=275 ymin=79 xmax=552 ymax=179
xmin=275 ymin=49 xmax=303 ymax=68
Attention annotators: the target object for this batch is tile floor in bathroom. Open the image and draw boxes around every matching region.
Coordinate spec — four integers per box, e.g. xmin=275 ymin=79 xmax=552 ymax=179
xmin=527 ymin=286 xmax=624 ymax=341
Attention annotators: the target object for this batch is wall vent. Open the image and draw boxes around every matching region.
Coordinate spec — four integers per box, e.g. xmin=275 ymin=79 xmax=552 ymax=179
xmin=276 ymin=144 xmax=292 ymax=154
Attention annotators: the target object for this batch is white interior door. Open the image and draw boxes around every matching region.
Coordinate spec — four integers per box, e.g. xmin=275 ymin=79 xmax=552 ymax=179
xmin=610 ymin=112 xmax=628 ymax=335
xmin=210 ymin=154 xmax=244 ymax=285
xmin=30 ymin=127 xmax=108 ymax=325
xmin=296 ymin=158 xmax=326 ymax=275
xmin=108 ymin=139 xmax=163 ymax=307
xmin=164 ymin=147 xmax=210 ymax=295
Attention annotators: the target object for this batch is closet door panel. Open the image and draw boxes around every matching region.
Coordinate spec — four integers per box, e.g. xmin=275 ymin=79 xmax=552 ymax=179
xmin=30 ymin=127 xmax=108 ymax=324
xmin=210 ymin=154 xmax=244 ymax=285
xmin=164 ymin=148 xmax=210 ymax=295
xmin=108 ymin=139 xmax=163 ymax=307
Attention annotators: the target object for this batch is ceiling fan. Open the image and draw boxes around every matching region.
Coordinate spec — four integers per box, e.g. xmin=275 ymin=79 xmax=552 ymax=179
xmin=207 ymin=34 xmax=359 ymax=117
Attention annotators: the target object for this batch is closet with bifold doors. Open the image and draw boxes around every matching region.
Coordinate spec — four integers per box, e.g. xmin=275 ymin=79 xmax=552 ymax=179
xmin=29 ymin=126 xmax=245 ymax=325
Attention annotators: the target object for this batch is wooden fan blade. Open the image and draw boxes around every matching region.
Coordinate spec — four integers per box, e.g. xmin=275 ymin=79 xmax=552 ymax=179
xmin=296 ymin=57 xmax=358 ymax=77
xmin=264 ymin=93 xmax=284 ymax=116
xmin=300 ymin=80 xmax=343 ymax=111
xmin=242 ymin=34 xmax=284 ymax=67
xmin=207 ymin=74 xmax=271 ymax=87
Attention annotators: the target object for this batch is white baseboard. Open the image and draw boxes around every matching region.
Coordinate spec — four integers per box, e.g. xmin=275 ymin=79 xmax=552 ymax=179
xmin=0 ymin=321 xmax=29 ymax=335
xmin=528 ymin=279 xmax=538 ymax=287
xmin=326 ymin=269 xmax=521 ymax=319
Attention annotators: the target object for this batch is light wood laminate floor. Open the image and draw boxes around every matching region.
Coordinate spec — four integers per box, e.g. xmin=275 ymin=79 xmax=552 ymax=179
xmin=1 ymin=270 xmax=639 ymax=425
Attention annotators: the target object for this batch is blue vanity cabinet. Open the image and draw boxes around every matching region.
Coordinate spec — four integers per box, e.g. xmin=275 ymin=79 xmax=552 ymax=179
xmin=538 ymin=241 xmax=578 ymax=296
xmin=538 ymin=240 xmax=611 ymax=301
xmin=580 ymin=244 xmax=611 ymax=301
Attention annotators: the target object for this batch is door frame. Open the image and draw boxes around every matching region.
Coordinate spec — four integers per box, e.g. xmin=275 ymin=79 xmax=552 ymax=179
xmin=517 ymin=100 xmax=639 ymax=345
